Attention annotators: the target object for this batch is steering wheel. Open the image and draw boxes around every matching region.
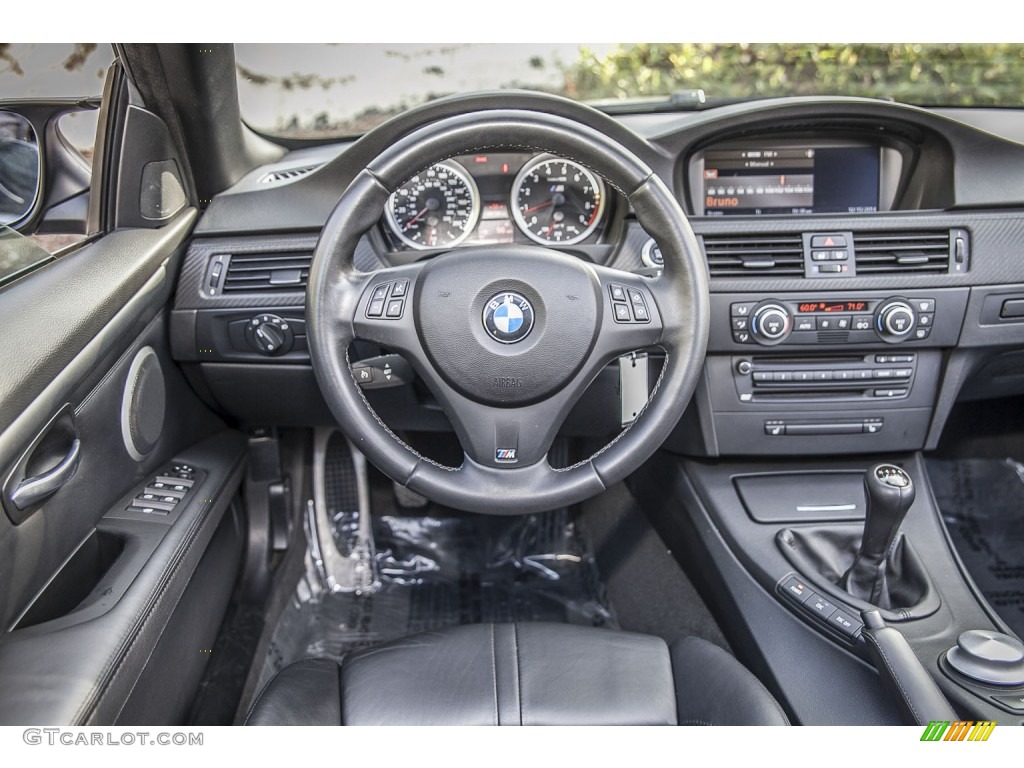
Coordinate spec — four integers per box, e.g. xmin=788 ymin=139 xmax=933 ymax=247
xmin=306 ymin=105 xmax=709 ymax=514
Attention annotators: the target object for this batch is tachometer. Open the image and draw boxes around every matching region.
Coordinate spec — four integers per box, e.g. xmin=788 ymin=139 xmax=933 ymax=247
xmin=511 ymin=156 xmax=605 ymax=245
xmin=385 ymin=161 xmax=480 ymax=250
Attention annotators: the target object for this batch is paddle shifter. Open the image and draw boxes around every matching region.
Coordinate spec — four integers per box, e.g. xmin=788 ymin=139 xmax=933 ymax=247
xmin=842 ymin=464 xmax=916 ymax=604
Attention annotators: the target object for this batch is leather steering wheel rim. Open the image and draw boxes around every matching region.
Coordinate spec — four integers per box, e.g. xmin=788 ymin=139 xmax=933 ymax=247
xmin=307 ymin=105 xmax=709 ymax=514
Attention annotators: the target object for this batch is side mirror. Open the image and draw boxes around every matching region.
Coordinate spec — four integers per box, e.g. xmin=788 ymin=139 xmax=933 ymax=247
xmin=0 ymin=111 xmax=40 ymax=228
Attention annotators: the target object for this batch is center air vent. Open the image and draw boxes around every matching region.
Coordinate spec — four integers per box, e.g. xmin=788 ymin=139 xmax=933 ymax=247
xmin=701 ymin=234 xmax=805 ymax=276
xmin=259 ymin=165 xmax=321 ymax=184
xmin=221 ymin=251 xmax=313 ymax=293
xmin=853 ymin=230 xmax=953 ymax=274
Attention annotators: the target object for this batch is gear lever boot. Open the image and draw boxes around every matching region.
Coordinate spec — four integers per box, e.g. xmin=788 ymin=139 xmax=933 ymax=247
xmin=842 ymin=464 xmax=916 ymax=605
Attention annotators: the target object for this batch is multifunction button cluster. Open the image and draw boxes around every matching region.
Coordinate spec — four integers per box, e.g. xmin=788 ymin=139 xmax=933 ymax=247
xmin=365 ymin=279 xmax=410 ymax=320
xmin=808 ymin=234 xmax=850 ymax=274
xmin=736 ymin=353 xmax=916 ymax=401
xmin=609 ymin=284 xmax=651 ymax=323
xmin=732 ymin=297 xmax=936 ymax=346
xmin=125 ymin=463 xmax=198 ymax=517
xmin=780 ymin=574 xmax=863 ymax=640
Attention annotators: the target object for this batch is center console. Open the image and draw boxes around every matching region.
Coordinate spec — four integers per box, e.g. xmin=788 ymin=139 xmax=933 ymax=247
xmin=699 ymin=284 xmax=970 ymax=456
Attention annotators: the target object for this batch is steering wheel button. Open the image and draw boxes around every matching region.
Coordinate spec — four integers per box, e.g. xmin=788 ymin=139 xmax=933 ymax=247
xmin=371 ymin=284 xmax=390 ymax=302
xmin=609 ymin=284 xmax=626 ymax=302
xmin=367 ymin=299 xmax=385 ymax=317
xmin=627 ymin=288 xmax=645 ymax=305
xmin=391 ymin=279 xmax=409 ymax=298
xmin=386 ymin=299 xmax=404 ymax=318
xmin=613 ymin=303 xmax=632 ymax=322
xmin=632 ymin=303 xmax=649 ymax=322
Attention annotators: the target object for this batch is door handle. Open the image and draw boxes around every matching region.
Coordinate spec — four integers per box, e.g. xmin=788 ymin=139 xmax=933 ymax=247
xmin=11 ymin=438 xmax=81 ymax=511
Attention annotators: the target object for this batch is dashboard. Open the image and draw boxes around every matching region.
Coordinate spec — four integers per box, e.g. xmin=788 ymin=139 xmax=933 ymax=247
xmin=170 ymin=94 xmax=1024 ymax=461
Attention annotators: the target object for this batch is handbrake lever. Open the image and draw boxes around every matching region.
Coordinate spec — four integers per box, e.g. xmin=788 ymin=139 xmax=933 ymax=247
xmin=861 ymin=609 xmax=958 ymax=725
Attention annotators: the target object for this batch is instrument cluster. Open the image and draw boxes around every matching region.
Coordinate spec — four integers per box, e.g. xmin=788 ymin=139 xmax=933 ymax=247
xmin=380 ymin=152 xmax=610 ymax=252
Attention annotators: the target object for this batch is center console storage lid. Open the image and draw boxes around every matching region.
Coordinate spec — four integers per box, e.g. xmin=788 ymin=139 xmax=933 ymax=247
xmin=734 ymin=471 xmax=866 ymax=523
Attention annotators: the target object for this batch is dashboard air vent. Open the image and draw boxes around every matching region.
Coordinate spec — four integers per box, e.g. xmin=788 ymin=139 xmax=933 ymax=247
xmin=222 ymin=251 xmax=313 ymax=292
xmin=701 ymin=234 xmax=805 ymax=277
xmin=853 ymin=230 xmax=951 ymax=274
xmin=259 ymin=165 xmax=321 ymax=184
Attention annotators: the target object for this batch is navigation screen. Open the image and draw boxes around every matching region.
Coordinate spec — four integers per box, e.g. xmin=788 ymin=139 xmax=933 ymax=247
xmin=701 ymin=145 xmax=880 ymax=216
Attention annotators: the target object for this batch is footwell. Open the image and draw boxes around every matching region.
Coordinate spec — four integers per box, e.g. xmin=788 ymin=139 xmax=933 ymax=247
xmin=256 ymin=495 xmax=617 ymax=690
xmin=928 ymin=457 xmax=1024 ymax=639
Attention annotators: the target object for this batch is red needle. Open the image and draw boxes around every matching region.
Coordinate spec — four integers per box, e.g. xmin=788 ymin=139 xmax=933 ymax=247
xmin=545 ymin=220 xmax=557 ymax=237
xmin=403 ymin=207 xmax=429 ymax=231
xmin=523 ymin=200 xmax=553 ymax=214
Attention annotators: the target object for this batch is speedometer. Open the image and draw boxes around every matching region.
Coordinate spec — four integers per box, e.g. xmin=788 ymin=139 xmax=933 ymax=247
xmin=385 ymin=161 xmax=480 ymax=250
xmin=511 ymin=156 xmax=605 ymax=245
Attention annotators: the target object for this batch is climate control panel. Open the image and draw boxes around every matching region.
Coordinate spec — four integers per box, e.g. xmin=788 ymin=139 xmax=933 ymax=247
xmin=731 ymin=296 xmax=936 ymax=346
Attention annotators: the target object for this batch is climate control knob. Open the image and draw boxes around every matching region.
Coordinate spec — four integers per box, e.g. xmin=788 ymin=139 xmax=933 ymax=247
xmin=876 ymin=300 xmax=916 ymax=342
xmin=751 ymin=303 xmax=792 ymax=345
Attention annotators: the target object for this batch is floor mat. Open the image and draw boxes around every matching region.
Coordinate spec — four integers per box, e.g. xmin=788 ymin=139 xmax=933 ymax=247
xmin=256 ymin=504 xmax=617 ymax=690
xmin=927 ymin=457 xmax=1024 ymax=638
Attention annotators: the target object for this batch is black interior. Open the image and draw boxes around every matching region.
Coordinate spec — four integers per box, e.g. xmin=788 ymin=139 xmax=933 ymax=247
xmin=3 ymin=43 xmax=1024 ymax=726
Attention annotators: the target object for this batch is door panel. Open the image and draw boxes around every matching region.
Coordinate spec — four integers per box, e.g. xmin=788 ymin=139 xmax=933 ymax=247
xmin=0 ymin=209 xmax=248 ymax=723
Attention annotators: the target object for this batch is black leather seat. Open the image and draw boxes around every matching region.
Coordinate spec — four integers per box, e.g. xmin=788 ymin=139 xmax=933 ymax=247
xmin=246 ymin=623 xmax=788 ymax=725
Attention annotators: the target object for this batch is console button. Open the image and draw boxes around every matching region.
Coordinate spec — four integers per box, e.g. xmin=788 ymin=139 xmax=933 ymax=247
xmin=835 ymin=316 xmax=851 ymax=330
xmin=918 ymin=313 xmax=933 ymax=326
xmin=773 ymin=371 xmax=793 ymax=382
xmin=853 ymin=315 xmax=873 ymax=331
xmin=818 ymin=264 xmax=843 ymax=273
xmin=795 ymin=317 xmax=815 ymax=332
xmin=893 ymin=368 xmax=913 ymax=378
xmin=914 ymin=327 xmax=931 ymax=340
xmin=811 ymin=235 xmax=847 ymax=248
xmin=781 ymin=576 xmax=812 ymax=603
xmin=733 ymin=331 xmax=751 ymax=344
xmin=814 ymin=370 xmax=833 ymax=381
xmin=874 ymin=388 xmax=907 ymax=398
xmin=864 ymin=419 xmax=884 ymax=434
xmin=730 ymin=302 xmax=756 ymax=317
xmin=732 ymin=317 xmax=749 ymax=331
xmin=834 ymin=370 xmax=854 ymax=381
xmin=806 ymin=593 xmax=838 ymax=620
xmin=753 ymin=372 xmax=772 ymax=382
xmin=854 ymin=369 xmax=873 ymax=380
xmin=829 ymin=610 xmax=862 ymax=637
xmin=765 ymin=421 xmax=785 ymax=436
xmin=875 ymin=355 xmax=890 ymax=363
xmin=793 ymin=371 xmax=814 ymax=383
xmin=761 ymin=314 xmax=786 ymax=337
xmin=915 ymin=299 xmax=935 ymax=313
xmin=873 ymin=369 xmax=895 ymax=379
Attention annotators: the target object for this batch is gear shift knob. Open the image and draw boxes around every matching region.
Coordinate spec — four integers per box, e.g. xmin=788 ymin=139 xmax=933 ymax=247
xmin=860 ymin=464 xmax=915 ymax=561
xmin=842 ymin=464 xmax=915 ymax=604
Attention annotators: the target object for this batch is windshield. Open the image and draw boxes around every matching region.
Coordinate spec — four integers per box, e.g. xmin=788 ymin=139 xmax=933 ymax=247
xmin=236 ymin=43 xmax=1024 ymax=139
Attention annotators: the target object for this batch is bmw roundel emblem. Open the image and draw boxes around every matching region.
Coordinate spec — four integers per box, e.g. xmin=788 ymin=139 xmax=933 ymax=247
xmin=483 ymin=292 xmax=535 ymax=344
